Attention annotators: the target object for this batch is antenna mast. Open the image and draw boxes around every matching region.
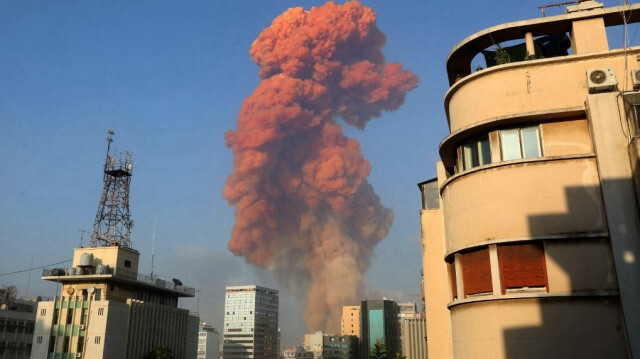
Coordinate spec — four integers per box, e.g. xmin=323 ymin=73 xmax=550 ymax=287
xmin=89 ymin=130 xmax=135 ymax=249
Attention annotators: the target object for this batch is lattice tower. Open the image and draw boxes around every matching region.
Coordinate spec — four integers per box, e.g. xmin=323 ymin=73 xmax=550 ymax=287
xmin=89 ymin=130 xmax=134 ymax=248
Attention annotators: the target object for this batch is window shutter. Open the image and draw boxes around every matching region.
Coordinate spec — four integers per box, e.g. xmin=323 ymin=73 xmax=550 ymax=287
xmin=498 ymin=242 xmax=547 ymax=293
xmin=461 ymin=247 xmax=492 ymax=296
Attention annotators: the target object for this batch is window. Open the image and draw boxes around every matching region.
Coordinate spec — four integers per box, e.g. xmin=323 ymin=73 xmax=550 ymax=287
xmin=124 ymin=260 xmax=131 ymax=268
xmin=97 ymin=308 xmax=104 ymax=316
xmin=77 ymin=336 xmax=85 ymax=353
xmin=66 ymin=308 xmax=73 ymax=324
xmin=94 ymin=288 xmax=101 ymax=301
xmin=460 ymin=247 xmax=492 ymax=296
xmin=498 ymin=242 xmax=547 ymax=293
xmin=48 ymin=337 xmax=55 ymax=353
xmin=95 ymin=336 xmax=101 ymax=344
xmin=500 ymin=125 xmax=541 ymax=161
xmin=53 ymin=309 xmax=59 ymax=324
xmin=447 ymin=259 xmax=458 ymax=300
xmin=460 ymin=135 xmax=491 ymax=170
xmin=37 ymin=336 xmax=43 ymax=344
xmin=40 ymin=309 xmax=46 ymax=316
xmin=63 ymin=336 xmax=70 ymax=353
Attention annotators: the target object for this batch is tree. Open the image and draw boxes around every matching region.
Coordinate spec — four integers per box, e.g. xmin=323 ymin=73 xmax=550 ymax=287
xmin=370 ymin=339 xmax=388 ymax=359
xmin=393 ymin=352 xmax=406 ymax=359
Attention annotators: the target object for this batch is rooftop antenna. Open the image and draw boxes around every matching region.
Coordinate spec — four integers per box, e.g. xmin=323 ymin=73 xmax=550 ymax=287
xmin=89 ymin=130 xmax=135 ymax=249
xmin=151 ymin=220 xmax=156 ymax=279
xmin=78 ymin=229 xmax=90 ymax=247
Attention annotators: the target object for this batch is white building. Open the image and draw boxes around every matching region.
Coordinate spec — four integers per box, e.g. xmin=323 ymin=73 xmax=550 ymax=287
xmin=222 ymin=285 xmax=279 ymax=359
xmin=30 ymin=246 xmax=199 ymax=359
xmin=198 ymin=322 xmax=220 ymax=359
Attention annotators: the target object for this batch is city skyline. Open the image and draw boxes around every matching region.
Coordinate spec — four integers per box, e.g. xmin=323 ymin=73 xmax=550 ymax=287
xmin=1 ymin=0 xmax=637 ymax=348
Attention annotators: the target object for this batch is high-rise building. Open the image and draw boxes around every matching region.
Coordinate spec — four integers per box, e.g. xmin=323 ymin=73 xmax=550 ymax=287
xmin=395 ymin=302 xmax=426 ymax=359
xmin=0 ymin=287 xmax=39 ymax=359
xmin=359 ymin=300 xmax=398 ymax=359
xmin=30 ymin=133 xmax=199 ymax=359
xmin=420 ymin=1 xmax=640 ymax=358
xmin=198 ymin=322 xmax=220 ymax=359
xmin=399 ymin=316 xmax=426 ymax=359
xmin=340 ymin=306 xmax=360 ymax=338
xmin=223 ymin=285 xmax=279 ymax=359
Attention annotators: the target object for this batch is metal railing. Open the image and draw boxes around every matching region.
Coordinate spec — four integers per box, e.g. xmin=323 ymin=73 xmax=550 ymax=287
xmin=42 ymin=267 xmax=196 ymax=296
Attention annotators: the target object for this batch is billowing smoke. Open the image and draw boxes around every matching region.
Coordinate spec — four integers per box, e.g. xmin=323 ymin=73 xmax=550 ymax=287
xmin=224 ymin=1 xmax=418 ymax=332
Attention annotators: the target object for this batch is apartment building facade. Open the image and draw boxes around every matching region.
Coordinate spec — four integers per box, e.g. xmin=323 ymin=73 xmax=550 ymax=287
xmin=420 ymin=1 xmax=640 ymax=358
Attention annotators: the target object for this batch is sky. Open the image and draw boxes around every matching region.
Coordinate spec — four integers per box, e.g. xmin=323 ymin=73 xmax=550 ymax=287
xmin=0 ymin=0 xmax=637 ymax=348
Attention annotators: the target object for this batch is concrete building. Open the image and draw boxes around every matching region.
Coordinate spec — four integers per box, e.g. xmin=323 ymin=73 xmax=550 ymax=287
xmin=222 ymin=285 xmax=279 ymax=359
xmin=340 ymin=306 xmax=360 ymax=338
xmin=303 ymin=332 xmax=358 ymax=359
xmin=399 ymin=316 xmax=426 ymax=359
xmin=30 ymin=246 xmax=199 ymax=359
xmin=420 ymin=1 xmax=640 ymax=358
xmin=304 ymin=331 xmax=324 ymax=359
xmin=199 ymin=322 xmax=220 ymax=359
xmin=0 ymin=288 xmax=38 ymax=359
xmin=359 ymin=300 xmax=398 ymax=359
xmin=395 ymin=303 xmax=426 ymax=359
xmin=284 ymin=346 xmax=313 ymax=359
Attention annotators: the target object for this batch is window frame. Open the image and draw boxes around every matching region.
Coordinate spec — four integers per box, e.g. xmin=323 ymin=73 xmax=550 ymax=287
xmin=498 ymin=242 xmax=548 ymax=294
xmin=459 ymin=135 xmax=491 ymax=171
xmin=460 ymin=246 xmax=493 ymax=297
xmin=499 ymin=125 xmax=542 ymax=161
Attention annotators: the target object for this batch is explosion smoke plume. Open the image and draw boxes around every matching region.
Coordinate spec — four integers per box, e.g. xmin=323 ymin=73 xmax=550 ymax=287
xmin=224 ymin=1 xmax=418 ymax=332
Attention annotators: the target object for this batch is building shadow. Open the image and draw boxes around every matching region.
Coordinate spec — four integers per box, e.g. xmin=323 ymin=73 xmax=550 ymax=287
xmin=501 ymin=181 xmax=639 ymax=358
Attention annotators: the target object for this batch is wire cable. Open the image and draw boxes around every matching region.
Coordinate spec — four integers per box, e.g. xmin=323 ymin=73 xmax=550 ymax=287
xmin=0 ymin=259 xmax=72 ymax=277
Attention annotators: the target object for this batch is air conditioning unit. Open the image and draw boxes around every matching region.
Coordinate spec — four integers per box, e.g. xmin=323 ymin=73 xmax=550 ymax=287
xmin=79 ymin=324 xmax=85 ymax=330
xmin=587 ymin=67 xmax=617 ymax=93
xmin=632 ymin=69 xmax=640 ymax=90
xmin=75 ymin=353 xmax=82 ymax=358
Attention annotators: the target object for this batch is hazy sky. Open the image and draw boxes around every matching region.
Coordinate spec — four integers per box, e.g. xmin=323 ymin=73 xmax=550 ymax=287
xmin=1 ymin=0 xmax=636 ymax=347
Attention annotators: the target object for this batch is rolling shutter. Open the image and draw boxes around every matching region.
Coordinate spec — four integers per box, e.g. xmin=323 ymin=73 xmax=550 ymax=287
xmin=461 ymin=247 xmax=492 ymax=296
xmin=498 ymin=242 xmax=547 ymax=293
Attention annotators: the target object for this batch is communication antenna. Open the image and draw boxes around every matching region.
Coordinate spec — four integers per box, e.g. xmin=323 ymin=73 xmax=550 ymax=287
xmin=151 ymin=220 xmax=156 ymax=279
xmin=78 ymin=229 xmax=90 ymax=247
xmin=89 ymin=130 xmax=135 ymax=249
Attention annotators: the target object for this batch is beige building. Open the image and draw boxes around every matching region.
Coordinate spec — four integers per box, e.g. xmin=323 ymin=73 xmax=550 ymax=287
xmin=340 ymin=306 xmax=360 ymax=338
xmin=420 ymin=1 xmax=640 ymax=358
xmin=399 ymin=316 xmax=426 ymax=359
xmin=30 ymin=246 xmax=199 ymax=359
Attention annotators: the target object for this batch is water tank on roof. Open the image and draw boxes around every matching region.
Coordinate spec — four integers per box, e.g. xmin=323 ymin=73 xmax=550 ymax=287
xmin=79 ymin=253 xmax=93 ymax=267
xmin=96 ymin=264 xmax=105 ymax=274
xmin=75 ymin=267 xmax=83 ymax=275
xmin=66 ymin=268 xmax=75 ymax=276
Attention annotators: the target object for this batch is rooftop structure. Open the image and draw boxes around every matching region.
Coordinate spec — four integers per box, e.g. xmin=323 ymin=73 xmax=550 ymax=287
xmin=30 ymin=134 xmax=199 ymax=358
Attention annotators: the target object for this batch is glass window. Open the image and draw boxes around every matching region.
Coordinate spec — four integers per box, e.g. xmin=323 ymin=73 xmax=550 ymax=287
xmin=500 ymin=126 xmax=541 ymax=160
xmin=368 ymin=309 xmax=384 ymax=349
xmin=461 ymin=135 xmax=491 ymax=170
xmin=500 ymin=129 xmax=521 ymax=160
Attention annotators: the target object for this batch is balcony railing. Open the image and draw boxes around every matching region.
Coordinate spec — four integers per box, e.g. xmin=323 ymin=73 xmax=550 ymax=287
xmin=42 ymin=267 xmax=196 ymax=296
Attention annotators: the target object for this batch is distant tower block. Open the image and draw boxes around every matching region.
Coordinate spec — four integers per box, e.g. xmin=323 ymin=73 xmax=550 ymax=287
xmin=89 ymin=130 xmax=134 ymax=248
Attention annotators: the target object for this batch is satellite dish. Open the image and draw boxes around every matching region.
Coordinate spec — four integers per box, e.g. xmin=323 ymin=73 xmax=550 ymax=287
xmin=66 ymin=287 xmax=75 ymax=295
xmin=172 ymin=278 xmax=183 ymax=286
xmin=87 ymin=286 xmax=95 ymax=294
